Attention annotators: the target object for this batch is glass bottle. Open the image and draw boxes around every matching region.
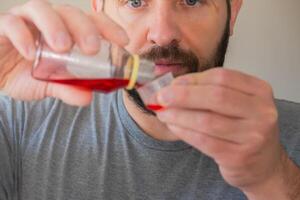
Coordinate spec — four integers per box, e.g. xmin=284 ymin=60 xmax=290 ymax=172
xmin=32 ymin=36 xmax=157 ymax=93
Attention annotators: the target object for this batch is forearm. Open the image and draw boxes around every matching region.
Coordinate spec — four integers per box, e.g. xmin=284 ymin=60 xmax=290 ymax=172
xmin=243 ymin=156 xmax=300 ymax=200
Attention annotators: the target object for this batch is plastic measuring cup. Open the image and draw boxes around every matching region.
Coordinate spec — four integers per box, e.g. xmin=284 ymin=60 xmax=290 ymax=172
xmin=137 ymin=72 xmax=174 ymax=111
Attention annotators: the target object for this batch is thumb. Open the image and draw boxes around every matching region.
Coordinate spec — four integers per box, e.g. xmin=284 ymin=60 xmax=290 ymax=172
xmin=47 ymin=83 xmax=93 ymax=106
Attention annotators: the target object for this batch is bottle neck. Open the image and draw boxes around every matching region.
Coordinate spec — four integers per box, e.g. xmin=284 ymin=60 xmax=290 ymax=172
xmin=124 ymin=55 xmax=156 ymax=89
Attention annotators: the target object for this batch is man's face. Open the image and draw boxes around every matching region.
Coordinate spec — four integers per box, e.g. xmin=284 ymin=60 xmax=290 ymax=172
xmin=101 ymin=0 xmax=234 ymax=113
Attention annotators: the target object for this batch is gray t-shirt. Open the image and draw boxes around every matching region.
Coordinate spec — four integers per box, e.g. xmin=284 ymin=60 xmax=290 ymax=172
xmin=0 ymin=91 xmax=300 ymax=200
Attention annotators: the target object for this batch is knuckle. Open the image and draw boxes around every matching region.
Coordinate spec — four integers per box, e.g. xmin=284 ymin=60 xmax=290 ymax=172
xmin=230 ymin=155 xmax=244 ymax=166
xmin=248 ymin=131 xmax=266 ymax=148
xmin=265 ymin=107 xmax=278 ymax=122
xmin=23 ymin=1 xmax=42 ymax=15
xmin=241 ymin=146 xmax=261 ymax=164
xmin=259 ymin=80 xmax=274 ymax=97
xmin=25 ymin=0 xmax=42 ymax=9
xmin=263 ymin=81 xmax=272 ymax=91
xmin=212 ymin=68 xmax=229 ymax=85
xmin=229 ymin=149 xmax=252 ymax=166
xmin=1 ymin=14 xmax=20 ymax=27
xmin=55 ymin=4 xmax=82 ymax=14
xmin=256 ymin=103 xmax=278 ymax=129
xmin=262 ymin=108 xmax=278 ymax=134
xmin=24 ymin=0 xmax=51 ymax=13
xmin=234 ymin=156 xmax=251 ymax=168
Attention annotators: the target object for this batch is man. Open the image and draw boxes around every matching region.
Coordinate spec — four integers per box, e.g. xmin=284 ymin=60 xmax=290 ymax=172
xmin=0 ymin=0 xmax=300 ymax=199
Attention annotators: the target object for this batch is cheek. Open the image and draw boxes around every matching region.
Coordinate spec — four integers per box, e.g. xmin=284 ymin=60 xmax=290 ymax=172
xmin=124 ymin=18 xmax=226 ymax=58
xmin=104 ymin=2 xmax=227 ymax=58
xmin=178 ymin=5 xmax=228 ymax=60
xmin=180 ymin=17 xmax=227 ymax=60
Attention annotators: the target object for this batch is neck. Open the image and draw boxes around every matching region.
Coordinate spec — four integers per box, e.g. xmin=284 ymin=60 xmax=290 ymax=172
xmin=122 ymin=90 xmax=179 ymax=141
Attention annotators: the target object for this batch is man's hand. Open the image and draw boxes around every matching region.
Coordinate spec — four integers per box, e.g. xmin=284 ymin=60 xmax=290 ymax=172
xmin=0 ymin=0 xmax=128 ymax=106
xmin=156 ymin=68 xmax=300 ymax=199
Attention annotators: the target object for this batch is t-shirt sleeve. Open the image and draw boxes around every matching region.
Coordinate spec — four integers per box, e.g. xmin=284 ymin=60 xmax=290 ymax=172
xmin=0 ymin=95 xmax=66 ymax=199
xmin=277 ymin=100 xmax=300 ymax=166
xmin=0 ymin=96 xmax=20 ymax=200
xmin=0 ymin=95 xmax=59 ymax=200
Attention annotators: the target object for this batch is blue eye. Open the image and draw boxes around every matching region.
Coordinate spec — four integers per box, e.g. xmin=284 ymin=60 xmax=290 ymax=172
xmin=127 ymin=0 xmax=144 ymax=8
xmin=184 ymin=0 xmax=201 ymax=6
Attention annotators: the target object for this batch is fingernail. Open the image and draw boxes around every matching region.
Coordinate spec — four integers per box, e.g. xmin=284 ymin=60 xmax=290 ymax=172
xmin=55 ymin=32 xmax=71 ymax=50
xmin=85 ymin=35 xmax=100 ymax=50
xmin=157 ymin=90 xmax=174 ymax=105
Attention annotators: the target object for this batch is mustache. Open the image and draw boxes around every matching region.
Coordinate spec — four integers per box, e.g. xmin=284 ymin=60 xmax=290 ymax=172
xmin=140 ymin=43 xmax=199 ymax=73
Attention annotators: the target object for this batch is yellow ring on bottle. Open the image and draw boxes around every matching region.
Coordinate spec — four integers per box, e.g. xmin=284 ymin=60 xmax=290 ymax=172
xmin=124 ymin=56 xmax=133 ymax=80
xmin=126 ymin=54 xmax=140 ymax=90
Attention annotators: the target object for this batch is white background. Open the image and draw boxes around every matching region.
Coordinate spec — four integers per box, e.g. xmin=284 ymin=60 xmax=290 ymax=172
xmin=1 ymin=0 xmax=300 ymax=102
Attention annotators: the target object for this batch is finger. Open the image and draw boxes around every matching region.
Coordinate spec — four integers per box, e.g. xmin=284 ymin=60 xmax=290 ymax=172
xmin=157 ymin=84 xmax=259 ymax=118
xmin=167 ymin=124 xmax=239 ymax=160
xmin=0 ymin=35 xmax=9 ymax=45
xmin=10 ymin=0 xmax=72 ymax=52
xmin=0 ymin=14 xmax=36 ymax=60
xmin=54 ymin=5 xmax=100 ymax=55
xmin=157 ymin=108 xmax=246 ymax=144
xmin=0 ymin=13 xmax=11 ymax=45
xmin=46 ymin=83 xmax=93 ymax=106
xmin=174 ymin=68 xmax=273 ymax=99
xmin=89 ymin=12 xmax=129 ymax=47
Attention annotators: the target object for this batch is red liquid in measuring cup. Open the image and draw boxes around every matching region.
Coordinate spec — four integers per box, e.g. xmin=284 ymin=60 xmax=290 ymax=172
xmin=146 ymin=104 xmax=164 ymax=111
xmin=49 ymin=79 xmax=130 ymax=93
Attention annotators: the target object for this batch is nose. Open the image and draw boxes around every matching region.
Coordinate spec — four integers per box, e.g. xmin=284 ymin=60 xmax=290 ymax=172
xmin=147 ymin=7 xmax=181 ymax=47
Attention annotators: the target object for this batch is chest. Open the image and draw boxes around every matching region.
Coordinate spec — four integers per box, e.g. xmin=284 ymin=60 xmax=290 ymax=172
xmin=20 ymin=129 xmax=245 ymax=200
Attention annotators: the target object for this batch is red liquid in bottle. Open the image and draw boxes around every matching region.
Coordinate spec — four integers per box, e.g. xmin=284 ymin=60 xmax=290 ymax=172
xmin=146 ymin=104 xmax=164 ymax=111
xmin=49 ymin=78 xmax=130 ymax=93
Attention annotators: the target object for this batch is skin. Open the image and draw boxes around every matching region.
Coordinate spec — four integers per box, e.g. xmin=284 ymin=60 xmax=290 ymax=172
xmin=99 ymin=1 xmax=300 ymax=199
xmin=102 ymin=0 xmax=232 ymax=141
xmin=0 ymin=0 xmax=299 ymax=199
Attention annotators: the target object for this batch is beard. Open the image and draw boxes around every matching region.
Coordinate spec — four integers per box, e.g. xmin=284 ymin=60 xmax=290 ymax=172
xmin=126 ymin=13 xmax=231 ymax=116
